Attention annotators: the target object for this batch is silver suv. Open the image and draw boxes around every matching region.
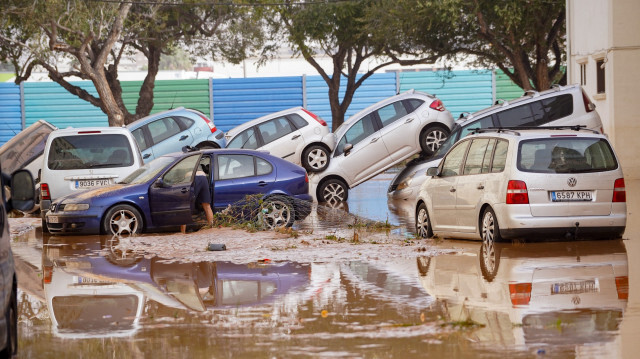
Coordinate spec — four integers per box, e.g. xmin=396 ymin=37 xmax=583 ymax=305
xmin=415 ymin=126 xmax=626 ymax=243
xmin=389 ymin=84 xmax=603 ymax=200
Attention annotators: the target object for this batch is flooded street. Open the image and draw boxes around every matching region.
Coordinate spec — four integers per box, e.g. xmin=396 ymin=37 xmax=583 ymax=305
xmin=10 ymin=172 xmax=640 ymax=358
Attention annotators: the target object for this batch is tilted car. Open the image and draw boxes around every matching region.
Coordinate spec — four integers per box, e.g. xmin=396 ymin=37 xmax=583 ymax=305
xmin=415 ymin=126 xmax=626 ymax=242
xmin=225 ymin=107 xmax=335 ymax=173
xmin=311 ymin=89 xmax=454 ymax=204
xmin=388 ymin=84 xmax=604 ymax=201
xmin=127 ymin=107 xmax=226 ymax=163
xmin=45 ymin=149 xmax=312 ymax=235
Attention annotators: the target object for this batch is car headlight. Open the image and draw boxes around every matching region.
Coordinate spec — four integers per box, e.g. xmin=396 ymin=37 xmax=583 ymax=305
xmin=64 ymin=203 xmax=90 ymax=211
xmin=395 ymin=173 xmax=415 ymax=191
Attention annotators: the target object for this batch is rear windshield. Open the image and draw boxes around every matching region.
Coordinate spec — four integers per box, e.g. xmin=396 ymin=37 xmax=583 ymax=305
xmin=517 ymin=137 xmax=618 ymax=173
xmin=48 ymin=134 xmax=134 ymax=170
xmin=0 ymin=121 xmax=54 ymax=174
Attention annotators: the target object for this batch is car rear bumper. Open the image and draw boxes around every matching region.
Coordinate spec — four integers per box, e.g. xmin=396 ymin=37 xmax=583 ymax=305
xmin=500 ymin=226 xmax=625 ymax=240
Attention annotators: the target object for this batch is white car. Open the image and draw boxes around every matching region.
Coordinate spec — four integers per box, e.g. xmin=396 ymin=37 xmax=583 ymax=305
xmin=388 ymin=84 xmax=604 ymax=201
xmin=225 ymin=107 xmax=335 ymax=172
xmin=415 ymin=127 xmax=626 ymax=242
xmin=311 ymin=90 xmax=455 ymax=204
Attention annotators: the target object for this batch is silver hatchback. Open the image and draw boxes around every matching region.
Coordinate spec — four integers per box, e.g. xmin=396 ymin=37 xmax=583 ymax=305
xmin=415 ymin=127 xmax=626 ymax=242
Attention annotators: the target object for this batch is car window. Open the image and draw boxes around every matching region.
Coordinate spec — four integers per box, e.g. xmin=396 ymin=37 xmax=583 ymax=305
xmin=148 ymin=118 xmax=182 ymax=144
xmin=530 ymin=94 xmax=574 ymax=125
xmin=495 ymin=104 xmax=537 ymax=127
xmin=228 ymin=128 xmax=259 ymax=150
xmin=289 ymin=114 xmax=308 ymax=129
xmin=491 ymin=140 xmax=508 ymax=172
xmin=517 ymin=138 xmax=617 ymax=173
xmin=218 ymin=154 xmax=255 ymax=180
xmin=163 ymin=155 xmax=199 ymax=186
xmin=377 ymin=101 xmax=409 ymax=127
xmin=256 ymin=157 xmax=273 ymax=176
xmin=460 ymin=116 xmax=494 ymax=139
xmin=175 ymin=116 xmax=195 ymax=129
xmin=257 ymin=117 xmax=294 ymax=145
xmin=406 ymin=99 xmax=425 ymax=112
xmin=47 ymin=134 xmax=134 ymax=170
xmin=463 ymin=138 xmax=490 ymax=175
xmin=481 ymin=139 xmax=497 ymax=173
xmin=335 ymin=114 xmax=377 ymax=156
xmin=132 ymin=128 xmax=149 ymax=151
xmin=440 ymin=140 xmax=469 ymax=177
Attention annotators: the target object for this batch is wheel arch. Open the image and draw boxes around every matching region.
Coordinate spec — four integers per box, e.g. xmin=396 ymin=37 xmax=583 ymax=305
xmin=302 ymin=141 xmax=331 ymax=156
xmin=100 ymin=201 xmax=147 ymax=234
xmin=478 ymin=203 xmax=493 ymax=235
xmin=196 ymin=141 xmax=221 ymax=149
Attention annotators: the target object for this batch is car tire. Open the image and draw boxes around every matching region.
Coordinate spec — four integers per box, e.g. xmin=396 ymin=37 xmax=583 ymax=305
xmin=41 ymin=217 xmax=49 ymax=234
xmin=103 ymin=204 xmax=143 ymax=236
xmin=302 ymin=145 xmax=330 ymax=172
xmin=0 ymin=282 xmax=17 ymax=357
xmin=261 ymin=196 xmax=295 ymax=228
xmin=420 ymin=125 xmax=450 ymax=156
xmin=481 ymin=207 xmax=503 ymax=245
xmin=479 ymin=233 xmax=501 ymax=282
xmin=318 ymin=179 xmax=348 ymax=205
xmin=415 ymin=202 xmax=434 ymax=238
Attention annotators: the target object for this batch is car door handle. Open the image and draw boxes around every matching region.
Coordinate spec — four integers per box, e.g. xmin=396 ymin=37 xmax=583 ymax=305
xmin=143 ymin=153 xmax=151 ymax=159
xmin=291 ymin=135 xmax=301 ymax=140
xmin=450 ymin=187 xmax=456 ymax=193
xmin=180 ymin=187 xmax=188 ymax=193
xmin=405 ymin=118 xmax=414 ymax=123
xmin=258 ymin=181 xmax=268 ymax=187
xmin=179 ymin=135 xmax=189 ymax=141
xmin=477 ymin=184 xmax=485 ymax=190
xmin=370 ymin=137 xmax=379 ymax=143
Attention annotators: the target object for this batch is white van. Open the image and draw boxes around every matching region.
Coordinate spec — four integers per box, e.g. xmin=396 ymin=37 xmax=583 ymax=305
xmin=40 ymin=127 xmax=143 ymax=225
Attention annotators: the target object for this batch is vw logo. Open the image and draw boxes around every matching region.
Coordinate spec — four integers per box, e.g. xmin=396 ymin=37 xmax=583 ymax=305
xmin=567 ymin=177 xmax=577 ymax=187
xmin=572 ymin=295 xmax=581 ymax=305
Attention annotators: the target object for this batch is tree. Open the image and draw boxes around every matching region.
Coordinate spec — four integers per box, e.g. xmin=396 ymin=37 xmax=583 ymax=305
xmin=405 ymin=0 xmax=565 ymax=92
xmin=263 ymin=0 xmax=454 ymax=131
xmin=0 ymin=0 xmax=263 ymax=126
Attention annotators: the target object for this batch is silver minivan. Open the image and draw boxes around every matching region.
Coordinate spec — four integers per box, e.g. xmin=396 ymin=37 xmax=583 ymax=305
xmin=40 ymin=127 xmax=143 ymax=228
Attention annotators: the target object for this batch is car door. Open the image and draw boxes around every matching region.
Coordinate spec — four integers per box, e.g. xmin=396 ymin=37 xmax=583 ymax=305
xmin=146 ymin=117 xmax=193 ymax=157
xmin=376 ymin=100 xmax=420 ymax=161
xmin=455 ymin=138 xmax=495 ymax=232
xmin=212 ymin=153 xmax=276 ymax=210
xmin=334 ymin=113 xmax=392 ymax=186
xmin=428 ymin=140 xmax=469 ymax=231
xmin=256 ymin=116 xmax=305 ymax=164
xmin=149 ymin=154 xmax=201 ymax=226
xmin=131 ymin=127 xmax=155 ymax=163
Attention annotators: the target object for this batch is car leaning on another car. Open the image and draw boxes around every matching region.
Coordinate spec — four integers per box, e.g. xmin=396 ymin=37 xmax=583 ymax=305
xmin=127 ymin=107 xmax=226 ymax=163
xmin=311 ymin=89 xmax=454 ymax=204
xmin=45 ymin=149 xmax=312 ymax=235
xmin=225 ymin=107 xmax=335 ymax=173
xmin=415 ymin=126 xmax=626 ymax=243
xmin=388 ymin=84 xmax=604 ymax=201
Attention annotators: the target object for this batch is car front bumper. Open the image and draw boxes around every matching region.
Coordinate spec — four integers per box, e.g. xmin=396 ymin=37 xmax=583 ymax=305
xmin=46 ymin=212 xmax=102 ymax=235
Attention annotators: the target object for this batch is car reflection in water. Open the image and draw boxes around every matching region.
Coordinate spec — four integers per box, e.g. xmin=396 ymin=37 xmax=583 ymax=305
xmin=42 ymin=236 xmax=310 ymax=337
xmin=417 ymin=239 xmax=628 ymax=348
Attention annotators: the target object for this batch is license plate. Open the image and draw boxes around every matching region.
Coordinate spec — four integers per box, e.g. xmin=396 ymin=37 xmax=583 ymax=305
xmin=551 ymin=191 xmax=593 ymax=201
xmin=551 ymin=279 xmax=599 ymax=295
xmin=48 ymin=216 xmax=59 ymax=223
xmin=75 ymin=179 xmax=111 ymax=189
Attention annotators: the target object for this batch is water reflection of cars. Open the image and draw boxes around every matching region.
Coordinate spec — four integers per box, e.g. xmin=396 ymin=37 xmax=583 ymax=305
xmin=45 ymin=149 xmax=312 ymax=235
xmin=127 ymin=107 xmax=226 ymax=163
xmin=418 ymin=240 xmax=628 ymax=347
xmin=310 ymin=90 xmax=454 ymax=205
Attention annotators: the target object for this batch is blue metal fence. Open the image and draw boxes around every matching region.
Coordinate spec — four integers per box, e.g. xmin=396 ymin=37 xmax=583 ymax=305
xmin=0 ymin=83 xmax=24 ymax=145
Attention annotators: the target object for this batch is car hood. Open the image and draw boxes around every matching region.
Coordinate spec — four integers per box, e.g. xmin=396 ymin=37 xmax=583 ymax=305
xmin=58 ymin=183 xmax=147 ymax=203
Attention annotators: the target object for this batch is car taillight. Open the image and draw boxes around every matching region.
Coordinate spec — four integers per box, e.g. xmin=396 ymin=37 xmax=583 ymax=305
xmin=197 ymin=113 xmax=217 ymax=133
xmin=302 ymin=108 xmax=327 ymax=127
xmin=613 ymin=178 xmax=626 ymax=203
xmin=41 ymin=183 xmax=51 ymax=200
xmin=615 ymin=276 xmax=629 ymax=300
xmin=509 ymin=283 xmax=532 ymax=306
xmin=429 ymin=99 xmax=445 ymax=112
xmin=582 ymin=89 xmax=596 ymax=113
xmin=506 ymin=180 xmax=528 ymax=204
xmin=305 ymin=172 xmax=309 ymax=183
xmin=43 ymin=265 xmax=53 ymax=284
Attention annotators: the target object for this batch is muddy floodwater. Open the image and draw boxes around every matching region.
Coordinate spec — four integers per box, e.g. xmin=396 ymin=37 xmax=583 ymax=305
xmin=10 ymin=173 xmax=640 ymax=358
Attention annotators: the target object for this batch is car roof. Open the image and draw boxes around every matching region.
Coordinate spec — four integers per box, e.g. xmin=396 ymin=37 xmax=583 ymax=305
xmin=125 ymin=107 xmax=192 ymax=129
xmin=225 ymin=107 xmax=305 ymax=137
xmin=49 ymin=126 xmax=132 ymax=136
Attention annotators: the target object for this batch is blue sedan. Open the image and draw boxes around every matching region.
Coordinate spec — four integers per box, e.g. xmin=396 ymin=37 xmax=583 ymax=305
xmin=45 ymin=149 xmax=312 ymax=235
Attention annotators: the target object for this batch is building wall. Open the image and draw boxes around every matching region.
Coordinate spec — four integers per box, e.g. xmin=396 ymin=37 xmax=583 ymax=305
xmin=568 ymin=0 xmax=640 ymax=179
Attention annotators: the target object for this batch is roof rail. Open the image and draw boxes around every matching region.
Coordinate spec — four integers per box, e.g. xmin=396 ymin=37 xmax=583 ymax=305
xmin=471 ymin=125 xmax=599 ymax=135
xmin=470 ymin=127 xmax=521 ymax=136
xmin=524 ymin=90 xmax=539 ymax=97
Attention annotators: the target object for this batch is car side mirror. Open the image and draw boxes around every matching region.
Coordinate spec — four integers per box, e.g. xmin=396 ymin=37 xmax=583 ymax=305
xmin=426 ymin=167 xmax=440 ymax=177
xmin=343 ymin=143 xmax=353 ymax=156
xmin=9 ymin=170 xmax=36 ymax=212
xmin=154 ymin=178 xmax=166 ymax=188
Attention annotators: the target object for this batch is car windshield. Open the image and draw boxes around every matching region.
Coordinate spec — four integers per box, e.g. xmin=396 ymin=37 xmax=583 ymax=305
xmin=431 ymin=125 xmax=460 ymax=159
xmin=517 ymin=137 xmax=618 ymax=173
xmin=120 ymin=157 xmax=175 ymax=184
